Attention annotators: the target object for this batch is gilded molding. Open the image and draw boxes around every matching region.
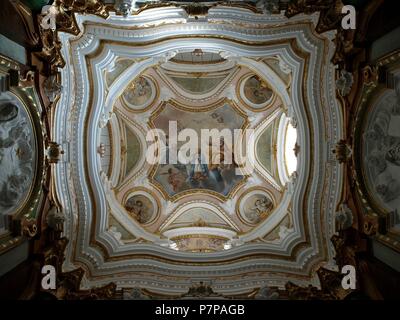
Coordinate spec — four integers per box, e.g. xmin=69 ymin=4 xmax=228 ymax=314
xmin=37 ymin=0 xmax=109 ymax=71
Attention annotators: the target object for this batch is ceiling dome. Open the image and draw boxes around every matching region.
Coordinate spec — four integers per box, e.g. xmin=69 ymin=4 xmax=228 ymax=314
xmin=52 ymin=3 xmax=343 ymax=295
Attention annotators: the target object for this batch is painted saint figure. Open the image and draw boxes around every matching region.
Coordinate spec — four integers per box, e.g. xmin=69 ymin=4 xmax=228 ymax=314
xmin=189 ymin=149 xmax=209 ymax=189
xmin=125 ymin=198 xmax=153 ymax=224
xmin=167 ymin=167 xmax=187 ymax=192
xmin=246 ymin=196 xmax=274 ymax=223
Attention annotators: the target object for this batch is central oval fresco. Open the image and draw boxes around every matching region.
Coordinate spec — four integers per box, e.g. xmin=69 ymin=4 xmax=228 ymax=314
xmin=149 ymin=102 xmax=247 ymax=199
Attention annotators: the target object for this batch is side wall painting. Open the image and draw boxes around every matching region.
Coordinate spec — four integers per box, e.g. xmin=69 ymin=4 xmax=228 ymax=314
xmin=363 ymin=87 xmax=400 ymax=227
xmin=0 ymin=92 xmax=36 ymax=232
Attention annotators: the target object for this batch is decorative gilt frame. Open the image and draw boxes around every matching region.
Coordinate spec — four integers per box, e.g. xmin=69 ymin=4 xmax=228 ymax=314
xmin=0 ymin=55 xmax=46 ymax=254
xmin=352 ymin=49 xmax=400 ymax=251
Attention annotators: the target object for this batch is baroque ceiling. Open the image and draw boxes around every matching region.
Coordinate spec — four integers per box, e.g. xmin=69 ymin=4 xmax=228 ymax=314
xmin=47 ymin=2 xmax=343 ymax=296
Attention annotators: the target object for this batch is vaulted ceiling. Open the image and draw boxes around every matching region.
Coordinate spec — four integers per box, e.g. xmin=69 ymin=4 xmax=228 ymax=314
xmin=53 ymin=4 xmax=342 ymax=295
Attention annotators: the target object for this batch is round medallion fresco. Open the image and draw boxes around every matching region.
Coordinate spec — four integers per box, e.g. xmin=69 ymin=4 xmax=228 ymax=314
xmin=242 ymin=75 xmax=273 ymax=107
xmin=124 ymin=190 xmax=158 ymax=224
xmin=362 ymin=89 xmax=400 ymax=219
xmin=122 ymin=76 xmax=155 ymax=110
xmin=238 ymin=189 xmax=274 ymax=225
xmin=0 ymin=92 xmax=37 ymax=230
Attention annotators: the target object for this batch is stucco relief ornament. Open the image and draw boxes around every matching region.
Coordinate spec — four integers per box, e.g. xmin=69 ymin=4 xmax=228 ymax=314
xmin=219 ymin=51 xmax=239 ymax=60
xmin=99 ymin=112 xmax=112 ymax=128
xmin=289 ymin=117 xmax=298 ymax=128
xmin=224 ymin=84 xmax=236 ymax=101
xmin=287 ymin=109 xmax=298 ymax=128
xmin=40 ymin=5 xmax=58 ymax=31
xmin=159 ymin=86 xmax=174 ymax=102
xmin=107 ymin=60 xmax=116 ymax=73
xmin=255 ymin=285 xmax=280 ymax=300
xmin=21 ymin=219 xmax=38 ymax=238
xmin=46 ymin=206 xmax=65 ymax=231
xmin=109 ymin=226 xmax=124 ymax=245
xmin=333 ymin=139 xmax=352 ymax=163
xmin=224 ymin=237 xmax=244 ymax=250
xmin=256 ymin=0 xmax=280 ymax=14
xmin=46 ymin=141 xmax=63 ymax=163
xmin=43 ymin=74 xmax=63 ymax=102
xmin=336 ymin=70 xmax=354 ymax=97
xmin=363 ymin=214 xmax=379 ymax=236
xmin=278 ymin=225 xmax=294 ymax=240
xmin=100 ymin=171 xmax=113 ymax=191
xmin=115 ymin=0 xmax=133 ymax=17
xmin=97 ymin=143 xmax=106 ymax=158
xmin=335 ymin=203 xmax=353 ymax=231
xmin=123 ymin=288 xmax=149 ymax=300
xmin=287 ymin=171 xmax=298 ymax=194
xmin=278 ymin=56 xmax=291 ymax=74
xmin=158 ymin=51 xmax=178 ymax=64
xmin=182 ymin=282 xmax=222 ymax=298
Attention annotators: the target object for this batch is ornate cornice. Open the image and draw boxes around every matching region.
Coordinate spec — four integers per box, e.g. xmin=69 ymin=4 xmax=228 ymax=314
xmin=51 ymin=11 xmax=342 ymax=293
xmin=133 ymin=1 xmax=264 ymax=16
xmin=286 ymin=0 xmax=344 ymax=34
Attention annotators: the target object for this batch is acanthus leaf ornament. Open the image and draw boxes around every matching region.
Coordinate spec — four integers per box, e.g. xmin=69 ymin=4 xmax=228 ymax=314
xmin=333 ymin=139 xmax=352 ymax=164
xmin=363 ymin=214 xmax=379 ymax=236
xmin=46 ymin=141 xmax=63 ymax=164
xmin=40 ymin=5 xmax=59 ymax=31
xmin=21 ymin=218 xmax=38 ymax=238
xmin=181 ymin=282 xmax=222 ymax=298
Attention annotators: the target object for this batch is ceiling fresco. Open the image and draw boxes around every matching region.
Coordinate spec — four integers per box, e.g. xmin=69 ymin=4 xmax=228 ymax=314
xmin=169 ymin=75 xmax=227 ymax=94
xmin=150 ymin=101 xmax=247 ymax=198
xmin=52 ymin=4 xmax=343 ymax=295
xmin=122 ymin=76 xmax=155 ymax=109
xmin=3 ymin=0 xmax=400 ymax=302
xmin=243 ymin=75 xmax=274 ymax=106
